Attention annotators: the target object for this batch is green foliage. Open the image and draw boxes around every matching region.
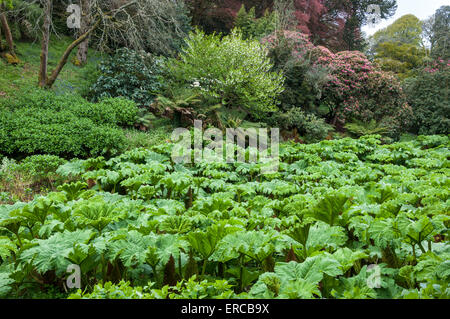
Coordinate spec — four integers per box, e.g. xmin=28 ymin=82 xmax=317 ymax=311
xmin=167 ymin=29 xmax=284 ymax=118
xmin=345 ymin=120 xmax=389 ymax=138
xmin=0 ymin=0 xmax=13 ymax=8
xmin=367 ymin=14 xmax=427 ymax=79
xmin=123 ymin=127 xmax=173 ymax=152
xmin=0 ymin=89 xmax=139 ymax=158
xmin=0 ymin=154 xmax=67 ymax=204
xmin=0 ymin=136 xmax=448 ymax=299
xmin=371 ymin=15 xmax=424 ymax=47
xmin=3 ymin=88 xmax=138 ymax=127
xmin=261 ymin=32 xmax=333 ymax=140
xmin=69 ymin=280 xmax=154 ymax=299
xmin=90 ymin=48 xmax=165 ymax=106
xmin=308 ymin=193 xmax=351 ymax=227
xmin=250 ymin=255 xmax=343 ymax=298
xmin=403 ymin=62 xmax=450 ymax=135
xmin=374 ymin=42 xmax=426 ymax=79
xmin=188 ymin=224 xmax=231 ymax=266
xmin=268 ymin=108 xmax=332 ymax=142
xmin=97 ymin=98 xmax=139 ymax=127
xmin=17 ymin=155 xmax=66 ymax=182
xmin=0 ymin=154 xmax=66 ymax=185
xmin=430 ymin=6 xmax=450 ymax=60
xmin=266 ymin=32 xmax=331 ymax=114
xmin=0 ymin=272 xmax=14 ymax=297
xmin=73 ymin=198 xmax=124 ymax=232
xmin=0 ymin=107 xmax=126 ymax=158
xmin=263 ymin=31 xmax=412 ymax=137
xmin=69 ymin=276 xmax=235 ymax=299
xmin=234 ymin=5 xmax=277 ymax=40
xmin=19 ymin=229 xmax=95 ymax=275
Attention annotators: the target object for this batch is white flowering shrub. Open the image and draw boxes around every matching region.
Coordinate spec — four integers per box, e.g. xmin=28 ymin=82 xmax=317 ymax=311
xmin=168 ymin=29 xmax=285 ymax=118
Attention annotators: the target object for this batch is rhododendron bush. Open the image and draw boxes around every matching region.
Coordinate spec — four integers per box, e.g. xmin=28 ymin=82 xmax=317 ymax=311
xmin=262 ymin=31 xmax=413 ymax=136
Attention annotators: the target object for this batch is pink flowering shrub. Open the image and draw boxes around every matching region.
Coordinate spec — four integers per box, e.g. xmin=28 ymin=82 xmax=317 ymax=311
xmin=262 ymin=31 xmax=413 ymax=136
xmin=423 ymin=58 xmax=450 ymax=73
xmin=323 ymin=52 xmax=412 ymax=133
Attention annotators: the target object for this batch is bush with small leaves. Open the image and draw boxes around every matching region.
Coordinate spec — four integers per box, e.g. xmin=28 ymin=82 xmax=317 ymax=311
xmin=0 ymin=90 xmax=132 ymax=158
xmin=263 ymin=31 xmax=413 ymax=137
xmin=403 ymin=59 xmax=450 ymax=135
xmin=167 ymin=29 xmax=285 ymax=118
xmin=89 ymin=48 xmax=165 ymax=106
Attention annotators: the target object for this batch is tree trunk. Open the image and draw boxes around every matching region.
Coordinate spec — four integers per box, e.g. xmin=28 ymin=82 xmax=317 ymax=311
xmin=45 ymin=20 xmax=100 ymax=88
xmin=0 ymin=15 xmax=3 ymax=51
xmin=0 ymin=4 xmax=19 ymax=64
xmin=39 ymin=0 xmax=52 ymax=87
xmin=0 ymin=13 xmax=13 ymax=54
xmin=75 ymin=0 xmax=91 ymax=66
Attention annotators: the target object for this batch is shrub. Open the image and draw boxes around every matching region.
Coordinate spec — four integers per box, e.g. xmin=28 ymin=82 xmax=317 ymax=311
xmin=0 ymin=90 xmax=132 ymax=158
xmin=167 ymin=29 xmax=285 ymax=118
xmin=6 ymin=88 xmax=138 ymax=127
xmin=403 ymin=59 xmax=450 ymax=135
xmin=18 ymin=155 xmax=66 ymax=182
xmin=89 ymin=48 xmax=165 ymax=106
xmin=0 ymin=108 xmax=127 ymax=158
xmin=262 ymin=31 xmax=413 ymax=137
xmin=123 ymin=125 xmax=172 ymax=151
xmin=268 ymin=107 xmax=331 ymax=142
xmin=344 ymin=120 xmax=389 ymax=138
xmin=234 ymin=5 xmax=277 ymax=40
xmin=264 ymin=32 xmax=331 ymax=114
xmin=97 ymin=98 xmax=139 ymax=127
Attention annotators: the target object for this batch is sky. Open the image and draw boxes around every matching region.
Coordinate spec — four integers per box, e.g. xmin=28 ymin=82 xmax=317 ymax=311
xmin=362 ymin=0 xmax=450 ymax=36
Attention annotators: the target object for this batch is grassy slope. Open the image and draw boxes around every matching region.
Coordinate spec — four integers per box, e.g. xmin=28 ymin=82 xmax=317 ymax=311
xmin=0 ymin=38 xmax=174 ymax=202
xmin=0 ymin=36 xmax=102 ymax=96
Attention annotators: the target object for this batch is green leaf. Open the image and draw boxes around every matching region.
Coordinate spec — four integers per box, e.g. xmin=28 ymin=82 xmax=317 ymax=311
xmin=107 ymin=230 xmax=155 ymax=267
xmin=332 ymin=248 xmax=368 ymax=273
xmin=0 ymin=236 xmax=17 ymax=260
xmin=57 ymin=182 xmax=88 ymax=201
xmin=19 ymin=229 xmax=95 ymax=275
xmin=188 ymin=224 xmax=232 ymax=260
xmin=73 ymin=198 xmax=124 ymax=232
xmin=274 ymin=255 xmax=343 ymax=284
xmin=305 ymin=222 xmax=347 ymax=254
xmin=0 ymin=272 xmax=14 ymax=297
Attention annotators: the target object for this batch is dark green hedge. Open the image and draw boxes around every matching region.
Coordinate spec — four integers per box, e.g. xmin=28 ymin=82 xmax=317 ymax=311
xmin=0 ymin=89 xmax=139 ymax=158
xmin=404 ymin=66 xmax=450 ymax=135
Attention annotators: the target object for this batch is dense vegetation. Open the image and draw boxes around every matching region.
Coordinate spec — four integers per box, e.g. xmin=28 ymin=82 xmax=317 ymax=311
xmin=0 ymin=135 xmax=448 ymax=299
xmin=0 ymin=0 xmax=448 ymax=300
xmin=0 ymin=89 xmax=138 ymax=158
